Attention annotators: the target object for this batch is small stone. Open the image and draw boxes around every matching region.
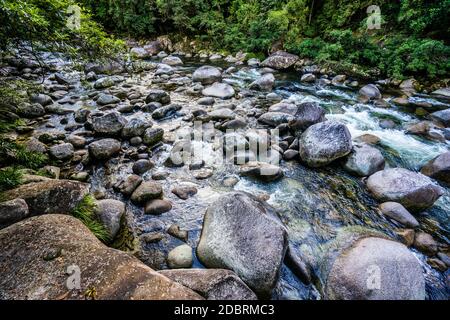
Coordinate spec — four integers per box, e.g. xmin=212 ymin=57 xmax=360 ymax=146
xmin=167 ymin=245 xmax=193 ymax=269
xmin=192 ymin=169 xmax=213 ymax=180
xmin=396 ymin=229 xmax=415 ymax=247
xmin=131 ymin=181 xmax=163 ymax=204
xmin=427 ymin=258 xmax=447 ymax=272
xmin=167 ymin=224 xmax=188 ymax=242
xmin=380 ymin=202 xmax=419 ymax=228
xmin=132 ymin=159 xmax=154 ymax=175
xmin=144 ymin=199 xmax=172 ymax=215
xmin=172 ymin=186 xmax=198 ymax=200
xmin=114 ymin=174 xmax=142 ymax=196
xmin=49 ymin=143 xmax=74 ymax=161
xmin=414 ymin=232 xmax=438 ymax=256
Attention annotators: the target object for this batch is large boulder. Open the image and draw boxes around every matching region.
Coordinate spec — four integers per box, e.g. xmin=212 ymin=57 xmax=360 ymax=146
xmin=193 ymin=66 xmax=222 ymax=85
xmin=420 ymin=151 xmax=450 ymax=186
xmin=379 ymin=202 xmax=419 ymax=228
xmin=94 ymin=199 xmax=125 ymax=240
xmin=0 ymin=215 xmax=202 ymax=300
xmin=197 ymin=192 xmax=288 ymax=297
xmin=430 ymin=109 xmax=450 ymax=127
xmin=159 ymin=269 xmax=257 ymax=300
xmin=17 ymin=103 xmax=45 ymax=118
xmin=367 ymin=168 xmax=444 ymax=211
xmin=249 ymin=73 xmax=275 ymax=91
xmin=1 ymin=180 xmax=89 ymax=216
xmin=261 ymin=51 xmax=299 ymax=70
xmin=287 ymin=102 xmax=326 ymax=131
xmin=258 ymin=112 xmax=295 ymax=127
xmin=0 ymin=199 xmax=29 ymax=229
xmin=299 ymin=121 xmax=353 ymax=167
xmin=343 ymin=143 xmax=385 ymax=177
xmin=202 ymin=82 xmax=235 ymax=100
xmin=89 ymin=138 xmax=121 ymax=160
xmin=321 ymin=229 xmax=425 ymax=300
xmin=91 ymin=112 xmax=127 ymax=136
xmin=359 ymin=84 xmax=381 ymax=100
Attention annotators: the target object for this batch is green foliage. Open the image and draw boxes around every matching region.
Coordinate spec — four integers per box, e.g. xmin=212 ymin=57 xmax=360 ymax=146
xmin=0 ymin=0 xmax=125 ymax=60
xmin=0 ymin=137 xmax=47 ymax=170
xmin=72 ymin=195 xmax=111 ymax=243
xmin=0 ymin=167 xmax=22 ymax=192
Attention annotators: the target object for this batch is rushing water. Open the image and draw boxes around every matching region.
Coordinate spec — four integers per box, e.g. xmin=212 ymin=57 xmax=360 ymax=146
xmin=34 ymin=54 xmax=450 ymax=300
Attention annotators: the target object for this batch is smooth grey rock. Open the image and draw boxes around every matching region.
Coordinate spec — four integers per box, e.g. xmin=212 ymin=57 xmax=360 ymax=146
xmin=258 ymin=112 xmax=295 ymax=127
xmin=49 ymin=143 xmax=74 ymax=161
xmin=359 ymin=84 xmax=381 ymax=100
xmin=162 ymin=56 xmax=183 ymax=66
xmin=122 ymin=118 xmax=152 ymax=138
xmin=301 ymin=73 xmax=316 ymax=83
xmin=167 ymin=245 xmax=193 ymax=269
xmin=287 ymin=102 xmax=326 ymax=131
xmin=114 ymin=174 xmax=142 ymax=196
xmin=421 ymin=151 xmax=450 ymax=185
xmin=144 ymin=199 xmax=172 ymax=215
xmin=142 ymin=127 xmax=164 ymax=146
xmin=152 ymin=104 xmax=181 ymax=120
xmin=0 ymin=199 xmax=29 ymax=228
xmin=323 ymin=233 xmax=425 ymax=300
xmin=299 ymin=121 xmax=353 ymax=167
xmin=94 ymin=199 xmax=125 ymax=240
xmin=261 ymin=51 xmax=299 ymax=70
xmin=132 ymin=159 xmax=154 ymax=175
xmin=197 ymin=192 xmax=288 ymax=297
xmin=91 ymin=112 xmax=127 ymax=136
xmin=414 ymin=232 xmax=438 ymax=256
xmin=145 ymin=89 xmax=170 ymax=105
xmin=430 ymin=109 xmax=450 ymax=127
xmin=89 ymin=138 xmax=121 ymax=160
xmin=172 ymin=186 xmax=197 ymax=200
xmin=130 ymin=181 xmax=163 ymax=204
xmin=96 ymin=93 xmax=120 ymax=106
xmin=379 ymin=202 xmax=419 ymax=228
xmin=343 ymin=143 xmax=385 ymax=177
xmin=202 ymin=82 xmax=235 ymax=100
xmin=249 ymin=73 xmax=275 ymax=91
xmin=193 ymin=66 xmax=222 ymax=85
xmin=367 ymin=168 xmax=444 ymax=211
xmin=159 ymin=269 xmax=257 ymax=300
xmin=30 ymin=94 xmax=52 ymax=106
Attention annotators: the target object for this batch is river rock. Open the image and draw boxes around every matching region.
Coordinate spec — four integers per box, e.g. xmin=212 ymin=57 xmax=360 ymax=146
xmin=132 ymin=159 xmax=154 ymax=175
xmin=89 ymin=138 xmax=121 ymax=160
xmin=130 ymin=47 xmax=151 ymax=59
xmin=91 ymin=112 xmax=126 ymax=136
xmin=239 ymin=162 xmax=284 ymax=182
xmin=67 ymin=135 xmax=86 ymax=148
xmin=96 ymin=93 xmax=120 ymax=106
xmin=359 ymin=84 xmax=381 ymax=100
xmin=202 ymin=82 xmax=235 ymax=99
xmin=197 ymin=192 xmax=288 ymax=297
xmin=379 ymin=202 xmax=419 ymax=228
xmin=167 ymin=245 xmax=193 ymax=269
xmin=1 ymin=180 xmax=89 ymax=216
xmin=0 ymin=198 xmax=29 ymax=229
xmin=162 ymin=56 xmax=183 ymax=66
xmin=143 ymin=127 xmax=164 ymax=146
xmin=94 ymin=199 xmax=125 ymax=240
xmin=145 ymin=199 xmax=172 ymax=215
xmin=261 ymin=51 xmax=299 ymax=70
xmin=249 ymin=73 xmax=275 ymax=91
xmin=145 ymin=89 xmax=171 ymax=105
xmin=155 ymin=63 xmax=174 ymax=75
xmin=322 ymin=230 xmax=425 ymax=300
xmin=45 ymin=140 xmax=71 ymax=159
xmin=301 ymin=73 xmax=316 ymax=83
xmin=208 ymin=108 xmax=235 ymax=120
xmin=0 ymin=214 xmax=201 ymax=300
xmin=159 ymin=269 xmax=257 ymax=300
xmin=131 ymin=181 xmax=163 ymax=204
xmin=193 ymin=66 xmax=222 ymax=85
xmin=30 ymin=94 xmax=53 ymax=106
xmin=258 ymin=112 xmax=295 ymax=127
xmin=414 ymin=232 xmax=438 ymax=256
xmin=430 ymin=109 xmax=450 ymax=127
xmin=122 ymin=118 xmax=152 ymax=138
xmin=172 ymin=186 xmax=198 ymax=200
xmin=152 ymin=104 xmax=182 ymax=120
xmin=114 ymin=174 xmax=142 ymax=196
xmin=145 ymin=41 xmax=163 ymax=55
xmin=343 ymin=143 xmax=385 ymax=177
xmin=299 ymin=121 xmax=353 ymax=167
xmin=25 ymin=138 xmax=47 ymax=153
xmin=288 ymin=102 xmax=326 ymax=131
xmin=421 ymin=151 xmax=450 ymax=185
xmin=431 ymin=87 xmax=450 ymax=99
xmin=94 ymin=76 xmax=115 ymax=89
xmin=17 ymin=103 xmax=45 ymax=118
xmin=366 ymin=168 xmax=444 ymax=211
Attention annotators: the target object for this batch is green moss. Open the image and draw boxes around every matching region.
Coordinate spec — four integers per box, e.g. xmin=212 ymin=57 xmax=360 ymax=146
xmin=0 ymin=167 xmax=23 ymax=192
xmin=72 ymin=195 xmax=111 ymax=243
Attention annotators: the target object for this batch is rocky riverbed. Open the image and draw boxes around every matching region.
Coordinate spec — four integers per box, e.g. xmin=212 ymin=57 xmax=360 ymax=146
xmin=0 ymin=42 xmax=449 ymax=300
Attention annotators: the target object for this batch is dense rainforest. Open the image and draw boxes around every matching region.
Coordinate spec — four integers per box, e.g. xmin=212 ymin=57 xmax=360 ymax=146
xmin=0 ymin=0 xmax=450 ymax=302
xmin=1 ymin=0 xmax=449 ymax=80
